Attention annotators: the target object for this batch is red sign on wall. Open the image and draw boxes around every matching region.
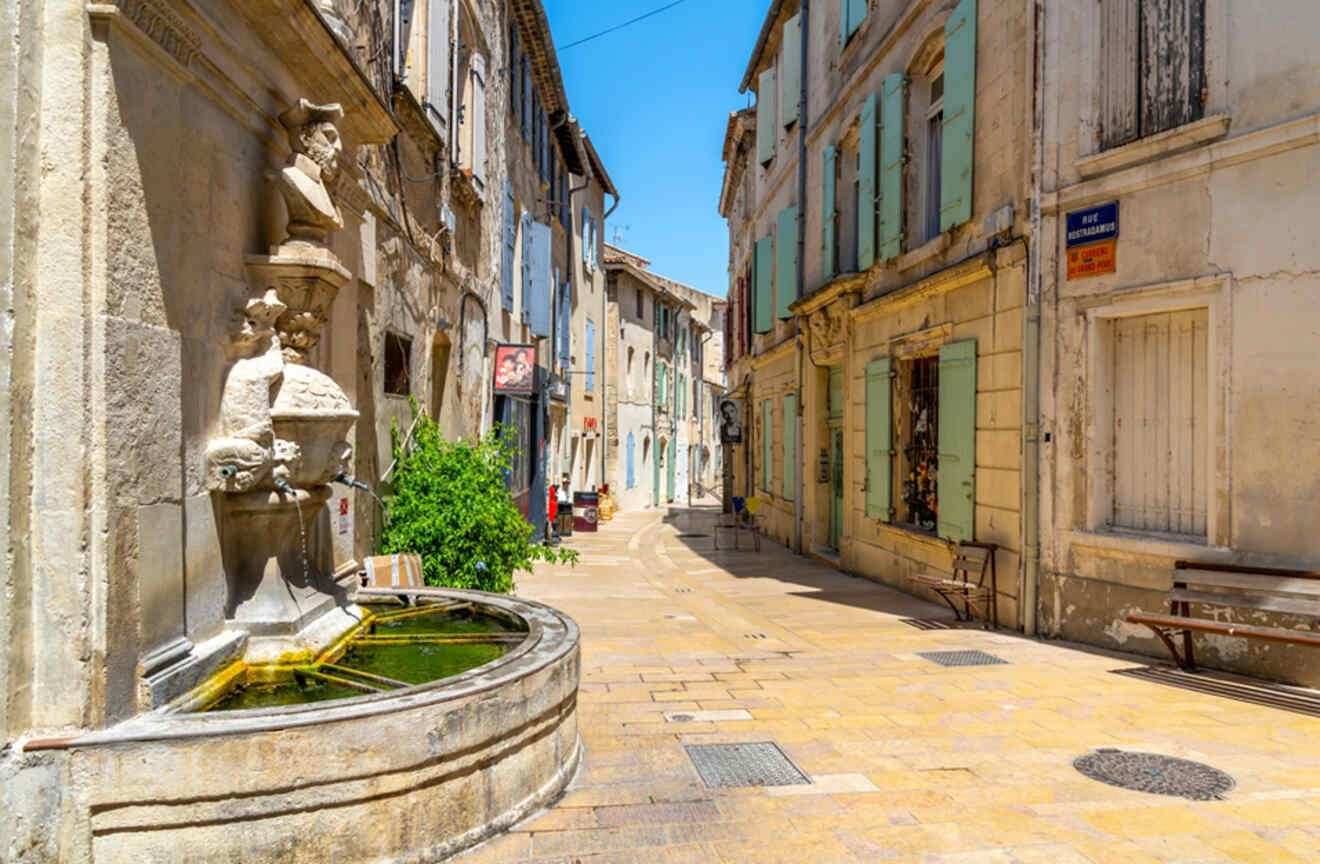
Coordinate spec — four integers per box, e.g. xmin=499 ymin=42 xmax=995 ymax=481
xmin=1067 ymin=239 xmax=1117 ymax=280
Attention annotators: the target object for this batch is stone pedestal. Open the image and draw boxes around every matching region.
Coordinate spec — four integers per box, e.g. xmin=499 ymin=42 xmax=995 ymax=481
xmin=245 ymin=246 xmax=351 ymax=365
xmin=221 ymin=485 xmax=345 ymax=638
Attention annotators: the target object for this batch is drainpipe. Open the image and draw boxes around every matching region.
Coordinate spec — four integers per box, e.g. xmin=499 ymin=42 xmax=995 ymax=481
xmin=793 ymin=0 xmax=810 ymax=555
xmin=1022 ymin=0 xmax=1045 ymax=637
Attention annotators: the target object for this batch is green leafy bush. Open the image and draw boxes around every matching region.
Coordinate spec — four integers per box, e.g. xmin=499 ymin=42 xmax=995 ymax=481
xmin=380 ymin=403 xmax=578 ymax=593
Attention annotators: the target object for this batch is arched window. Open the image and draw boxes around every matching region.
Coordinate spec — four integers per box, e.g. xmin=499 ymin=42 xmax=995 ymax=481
xmin=626 ymin=346 xmax=635 ymax=397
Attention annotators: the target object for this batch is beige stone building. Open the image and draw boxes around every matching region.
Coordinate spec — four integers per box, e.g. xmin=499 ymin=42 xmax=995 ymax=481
xmin=721 ymin=0 xmax=1034 ymax=628
xmin=0 ymin=0 xmax=614 ymax=854
xmin=1035 ymin=0 xmax=1320 ymax=685
xmin=602 ymin=244 xmax=724 ymax=511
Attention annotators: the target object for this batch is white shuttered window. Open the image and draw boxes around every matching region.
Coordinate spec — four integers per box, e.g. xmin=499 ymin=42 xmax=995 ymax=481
xmin=1111 ymin=309 xmax=1208 ymax=536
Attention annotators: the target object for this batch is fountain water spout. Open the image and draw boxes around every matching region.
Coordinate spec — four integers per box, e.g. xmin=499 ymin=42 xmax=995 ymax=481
xmin=333 ymin=474 xmax=371 ymax=492
xmin=274 ymin=477 xmax=295 ymax=496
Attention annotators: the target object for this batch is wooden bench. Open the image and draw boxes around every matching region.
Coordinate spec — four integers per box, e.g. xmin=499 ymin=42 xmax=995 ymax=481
xmin=910 ymin=542 xmax=999 ymax=629
xmin=1126 ymin=561 xmax=1320 ymax=670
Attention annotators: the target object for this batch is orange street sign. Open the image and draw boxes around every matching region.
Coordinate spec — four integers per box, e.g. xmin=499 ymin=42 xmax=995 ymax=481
xmin=1067 ymin=239 xmax=1117 ymax=280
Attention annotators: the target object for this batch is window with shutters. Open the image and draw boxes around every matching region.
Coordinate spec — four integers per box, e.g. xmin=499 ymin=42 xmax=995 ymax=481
xmin=1107 ymin=309 xmax=1209 ymax=536
xmin=836 ymin=136 xmax=859 ymax=275
xmin=780 ymin=13 xmax=801 ymax=128
xmin=753 ymin=235 xmax=774 ymax=333
xmin=923 ymin=68 xmax=945 ymax=244
xmin=761 ymin=399 xmax=774 ymax=493
xmin=459 ymin=51 xmax=487 ymax=193
xmin=425 ymin=0 xmax=451 ymax=138
xmin=776 ymin=207 xmax=797 ymax=320
xmin=782 ymin=393 xmax=796 ymax=500
xmin=886 ymin=356 xmax=941 ymax=531
xmin=636 ymin=286 xmax=645 ymax=320
xmin=584 ymin=318 xmax=596 ymax=393
xmin=757 ymin=67 xmax=776 ymax=166
xmin=865 ymin=341 xmax=976 ymax=542
xmin=1100 ymin=0 xmax=1206 ymax=151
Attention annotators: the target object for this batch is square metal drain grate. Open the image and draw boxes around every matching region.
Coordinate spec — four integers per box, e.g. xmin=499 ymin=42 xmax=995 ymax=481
xmin=917 ymin=649 xmax=1008 ymax=667
xmin=684 ymin=741 xmax=811 ymax=788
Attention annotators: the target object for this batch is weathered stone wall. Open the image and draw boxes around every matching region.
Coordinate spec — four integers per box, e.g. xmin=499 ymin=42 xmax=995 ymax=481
xmin=1038 ymin=0 xmax=1320 ymax=684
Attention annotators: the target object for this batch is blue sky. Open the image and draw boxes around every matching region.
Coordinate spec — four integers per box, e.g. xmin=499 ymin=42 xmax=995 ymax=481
xmin=543 ymin=0 xmax=768 ymax=298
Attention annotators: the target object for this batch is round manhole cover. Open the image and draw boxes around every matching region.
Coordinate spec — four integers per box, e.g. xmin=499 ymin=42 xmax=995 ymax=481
xmin=1073 ymin=749 xmax=1235 ymax=801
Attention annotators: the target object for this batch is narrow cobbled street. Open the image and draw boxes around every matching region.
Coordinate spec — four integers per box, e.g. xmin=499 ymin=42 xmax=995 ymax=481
xmin=458 ymin=509 xmax=1320 ymax=863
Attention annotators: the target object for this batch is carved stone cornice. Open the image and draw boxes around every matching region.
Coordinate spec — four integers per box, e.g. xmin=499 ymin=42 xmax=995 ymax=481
xmin=87 ymin=1 xmax=202 ymax=75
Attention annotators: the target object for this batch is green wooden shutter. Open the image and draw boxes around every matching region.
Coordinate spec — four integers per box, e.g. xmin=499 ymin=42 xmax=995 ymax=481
xmin=762 ymin=399 xmax=773 ymax=492
xmin=776 ymin=207 xmax=797 ymax=319
xmin=865 ymin=358 xmax=893 ymax=520
xmin=754 ymin=234 xmax=774 ymax=333
xmin=822 ymin=145 xmax=837 ymax=280
xmin=879 ymin=73 xmax=906 ymax=261
xmin=757 ymin=67 xmax=777 ymax=165
xmin=841 ymin=0 xmax=866 ymax=48
xmin=941 ymin=0 xmax=977 ymax=232
xmin=857 ymin=92 xmax=878 ymax=270
xmin=780 ymin=13 xmax=801 ymax=127
xmin=937 ymin=340 xmax=977 ymax=542
xmin=783 ymin=393 xmax=797 ymax=500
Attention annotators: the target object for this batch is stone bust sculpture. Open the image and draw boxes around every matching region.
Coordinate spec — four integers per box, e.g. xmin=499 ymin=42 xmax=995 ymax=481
xmin=277 ymin=99 xmax=344 ymax=246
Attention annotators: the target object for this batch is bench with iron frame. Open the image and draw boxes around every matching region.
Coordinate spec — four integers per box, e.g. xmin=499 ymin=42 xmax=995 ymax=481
xmin=1126 ymin=561 xmax=1320 ymax=670
xmin=909 ymin=541 xmax=999 ymax=629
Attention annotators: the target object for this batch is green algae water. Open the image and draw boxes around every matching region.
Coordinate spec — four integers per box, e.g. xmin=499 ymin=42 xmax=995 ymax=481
xmin=208 ymin=603 xmax=526 ymax=712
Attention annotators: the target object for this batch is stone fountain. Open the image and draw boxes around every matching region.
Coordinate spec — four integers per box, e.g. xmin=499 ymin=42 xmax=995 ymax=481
xmin=9 ymin=98 xmax=582 ymax=864
xmin=205 ymin=99 xmax=360 ymax=663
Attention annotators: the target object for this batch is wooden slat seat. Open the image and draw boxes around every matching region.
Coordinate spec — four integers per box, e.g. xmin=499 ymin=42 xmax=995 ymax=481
xmin=909 ymin=542 xmax=998 ymax=629
xmin=1126 ymin=560 xmax=1320 ymax=670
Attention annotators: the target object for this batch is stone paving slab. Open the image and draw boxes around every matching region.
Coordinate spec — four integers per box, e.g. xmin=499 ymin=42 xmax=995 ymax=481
xmin=456 ymin=508 xmax=1320 ymax=863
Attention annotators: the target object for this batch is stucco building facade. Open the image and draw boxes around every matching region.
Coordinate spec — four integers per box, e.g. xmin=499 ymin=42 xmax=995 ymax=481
xmin=722 ymin=0 xmax=1034 ymax=629
xmin=0 ymin=0 xmax=616 ymax=854
xmin=603 ymin=244 xmax=724 ymax=512
xmin=1035 ymin=0 xmax=1320 ymax=686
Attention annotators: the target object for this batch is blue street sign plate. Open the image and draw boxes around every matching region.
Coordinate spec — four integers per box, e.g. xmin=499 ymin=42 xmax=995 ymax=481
xmin=1066 ymin=202 xmax=1119 ymax=248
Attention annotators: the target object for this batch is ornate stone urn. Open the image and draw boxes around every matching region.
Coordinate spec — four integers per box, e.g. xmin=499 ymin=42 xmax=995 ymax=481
xmin=205 ymin=99 xmax=361 ymax=658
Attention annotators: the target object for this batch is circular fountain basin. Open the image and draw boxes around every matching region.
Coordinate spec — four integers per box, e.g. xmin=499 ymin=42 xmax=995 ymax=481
xmin=33 ymin=589 xmax=580 ymax=863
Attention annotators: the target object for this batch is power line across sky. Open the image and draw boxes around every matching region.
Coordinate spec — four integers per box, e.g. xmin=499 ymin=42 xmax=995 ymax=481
xmin=544 ymin=0 xmax=767 ymax=297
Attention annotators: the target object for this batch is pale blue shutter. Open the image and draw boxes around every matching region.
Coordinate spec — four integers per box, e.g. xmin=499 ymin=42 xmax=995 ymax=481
xmin=780 ymin=14 xmax=801 ymax=127
xmin=879 ymin=73 xmax=906 ymax=261
xmin=865 ymin=358 xmax=893 ymax=520
xmin=529 ymin=222 xmax=552 ymax=337
xmin=557 ymin=281 xmax=570 ymax=369
xmin=757 ymin=67 xmax=776 ymax=165
xmin=783 ymin=393 xmax=796 ymax=500
xmin=822 ymin=145 xmax=837 ymax=280
xmin=426 ymin=0 xmax=450 ymax=136
xmin=581 ymin=207 xmax=590 ymax=265
xmin=941 ymin=0 xmax=976 ymax=231
xmin=626 ymin=433 xmax=636 ymax=488
xmin=585 ymin=318 xmax=595 ymax=392
xmin=776 ymin=207 xmax=797 ymax=319
xmin=470 ymin=54 xmax=486 ymax=188
xmin=857 ymin=92 xmax=878 ymax=270
xmin=937 ymin=340 xmax=977 ymax=542
xmin=841 ymin=0 xmax=866 ymax=48
xmin=501 ymin=182 xmax=515 ymax=310
xmin=753 ymin=235 xmax=774 ymax=333
xmin=520 ymin=211 xmax=532 ymax=322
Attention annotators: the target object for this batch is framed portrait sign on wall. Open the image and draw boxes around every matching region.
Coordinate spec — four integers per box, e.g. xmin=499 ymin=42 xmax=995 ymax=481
xmin=493 ymin=343 xmax=536 ymax=395
xmin=718 ymin=397 xmax=743 ymax=444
